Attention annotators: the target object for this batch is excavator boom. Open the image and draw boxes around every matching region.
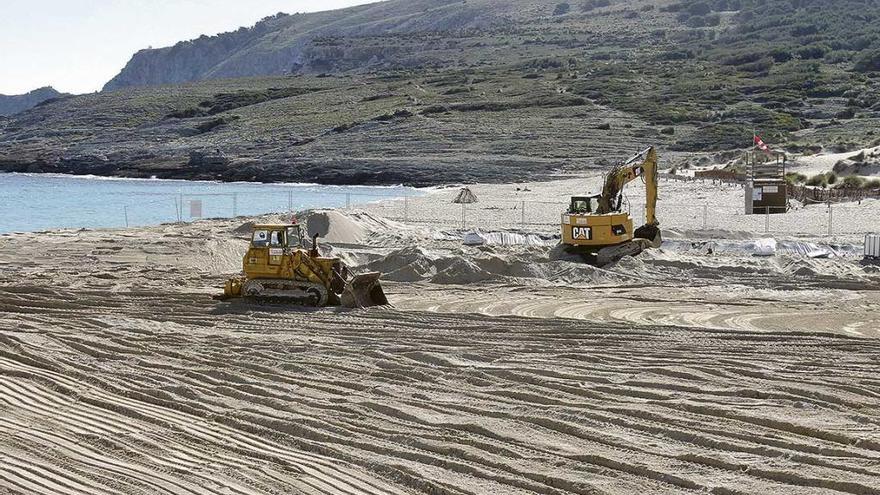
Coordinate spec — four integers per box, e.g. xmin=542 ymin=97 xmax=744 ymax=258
xmin=598 ymin=147 xmax=659 ymax=227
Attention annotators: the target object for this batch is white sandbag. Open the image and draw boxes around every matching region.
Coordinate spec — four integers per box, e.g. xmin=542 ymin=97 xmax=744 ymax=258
xmin=463 ymin=231 xmax=486 ymax=246
xmin=462 ymin=230 xmax=553 ymax=246
xmin=753 ymin=238 xmax=777 ymax=256
xmin=790 ymin=242 xmax=833 ymax=258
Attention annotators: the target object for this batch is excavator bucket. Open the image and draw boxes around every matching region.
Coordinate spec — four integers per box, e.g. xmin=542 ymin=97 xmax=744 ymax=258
xmin=633 ymin=223 xmax=662 ymax=248
xmin=340 ymin=272 xmax=388 ymax=308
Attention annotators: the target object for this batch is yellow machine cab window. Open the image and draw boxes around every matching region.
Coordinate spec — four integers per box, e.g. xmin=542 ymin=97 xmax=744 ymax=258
xmin=269 ymin=230 xmax=285 ymax=247
xmin=252 ymin=230 xmax=269 ymax=247
xmin=287 ymin=226 xmax=303 ymax=248
xmin=569 ymin=195 xmax=599 ymax=214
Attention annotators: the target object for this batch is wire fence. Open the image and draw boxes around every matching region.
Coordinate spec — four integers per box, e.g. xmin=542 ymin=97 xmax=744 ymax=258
xmin=114 ymin=188 xmax=876 ymax=238
xmin=349 ymin=196 xmax=877 ymax=237
xmin=115 ymin=190 xmax=408 ymax=228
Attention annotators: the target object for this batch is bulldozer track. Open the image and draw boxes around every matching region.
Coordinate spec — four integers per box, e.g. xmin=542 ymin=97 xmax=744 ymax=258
xmin=242 ymin=279 xmax=329 ymax=307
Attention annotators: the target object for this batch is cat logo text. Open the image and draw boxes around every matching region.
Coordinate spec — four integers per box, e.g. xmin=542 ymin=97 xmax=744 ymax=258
xmin=571 ymin=226 xmax=592 ymax=240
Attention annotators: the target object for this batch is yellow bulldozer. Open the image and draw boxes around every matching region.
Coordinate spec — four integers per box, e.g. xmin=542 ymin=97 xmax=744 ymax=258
xmin=560 ymin=146 xmax=662 ymax=266
xmin=219 ymin=223 xmax=388 ymax=308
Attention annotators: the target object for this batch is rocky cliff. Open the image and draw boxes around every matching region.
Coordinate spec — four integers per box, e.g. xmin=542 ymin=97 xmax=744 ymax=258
xmin=0 ymin=87 xmax=65 ymax=116
xmin=103 ymin=0 xmax=511 ymax=91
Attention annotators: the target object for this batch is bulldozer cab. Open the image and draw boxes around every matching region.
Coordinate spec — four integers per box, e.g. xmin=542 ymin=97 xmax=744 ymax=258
xmin=251 ymin=225 xmax=304 ymax=250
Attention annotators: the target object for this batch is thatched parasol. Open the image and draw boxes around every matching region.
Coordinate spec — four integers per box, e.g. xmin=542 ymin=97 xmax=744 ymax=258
xmin=452 ymin=187 xmax=478 ymax=204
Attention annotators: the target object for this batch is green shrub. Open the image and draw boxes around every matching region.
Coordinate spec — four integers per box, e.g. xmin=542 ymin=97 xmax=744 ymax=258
xmin=839 ymin=175 xmax=865 ymax=188
xmin=581 ymin=0 xmax=610 ymax=12
xmin=686 ymin=14 xmax=721 ymax=28
xmin=866 ymin=179 xmax=880 ymax=189
xmin=836 ymin=107 xmax=857 ymax=119
xmin=826 ymin=172 xmax=838 ymax=184
xmin=785 ymin=172 xmax=807 ymax=184
xmin=854 ymin=49 xmax=880 ymax=72
xmin=797 ymin=44 xmax=829 ymax=60
xmin=687 ymin=1 xmax=712 ymax=16
xmin=806 ymin=174 xmax=828 ymax=187
xmin=553 ymin=2 xmax=571 ymax=15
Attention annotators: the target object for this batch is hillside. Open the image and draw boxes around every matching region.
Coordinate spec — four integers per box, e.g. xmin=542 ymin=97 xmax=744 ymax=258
xmin=102 ymin=0 xmax=524 ymax=91
xmin=0 ymin=87 xmax=66 ymax=117
xmin=2 ymin=0 xmax=880 ymax=185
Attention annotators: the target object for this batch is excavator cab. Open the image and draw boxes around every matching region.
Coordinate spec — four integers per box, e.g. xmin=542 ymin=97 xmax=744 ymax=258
xmin=568 ymin=195 xmax=599 ymax=214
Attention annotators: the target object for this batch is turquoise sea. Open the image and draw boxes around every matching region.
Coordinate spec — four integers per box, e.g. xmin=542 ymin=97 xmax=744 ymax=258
xmin=0 ymin=173 xmax=418 ymax=233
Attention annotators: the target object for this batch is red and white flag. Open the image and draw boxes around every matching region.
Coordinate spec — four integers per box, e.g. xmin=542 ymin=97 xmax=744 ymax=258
xmin=754 ymin=134 xmax=773 ymax=155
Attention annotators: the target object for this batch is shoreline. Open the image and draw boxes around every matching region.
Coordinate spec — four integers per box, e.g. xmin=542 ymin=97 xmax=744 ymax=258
xmin=0 ymin=161 xmax=578 ymax=189
xmin=0 ymin=170 xmax=429 ymax=190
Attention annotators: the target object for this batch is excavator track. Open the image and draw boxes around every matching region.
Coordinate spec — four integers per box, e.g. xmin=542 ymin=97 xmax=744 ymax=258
xmin=560 ymin=228 xmax=661 ymax=267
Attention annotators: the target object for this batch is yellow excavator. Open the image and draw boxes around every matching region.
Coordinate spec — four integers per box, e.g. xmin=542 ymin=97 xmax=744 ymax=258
xmin=560 ymin=146 xmax=662 ymax=266
xmin=219 ymin=223 xmax=387 ymax=308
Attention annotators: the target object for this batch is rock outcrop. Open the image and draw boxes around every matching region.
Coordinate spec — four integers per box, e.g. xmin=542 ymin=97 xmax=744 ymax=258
xmin=0 ymin=87 xmax=66 ymax=116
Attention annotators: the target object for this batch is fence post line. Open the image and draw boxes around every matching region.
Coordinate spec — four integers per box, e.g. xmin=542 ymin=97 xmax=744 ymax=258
xmin=174 ymin=198 xmax=181 ymax=223
xmin=404 ymin=193 xmax=409 ymax=223
xmin=765 ymin=206 xmax=770 ymax=233
xmin=828 ymin=204 xmax=833 ymax=236
xmin=703 ymin=204 xmax=708 ymax=230
xmin=461 ymin=203 xmax=466 ymax=229
xmin=521 ymin=201 xmax=525 ymax=228
xmin=179 ymin=193 xmax=184 ymax=223
xmin=232 ymin=192 xmax=238 ymax=217
xmin=346 ymin=192 xmax=351 ymax=209
xmin=124 ymin=205 xmax=129 ymax=228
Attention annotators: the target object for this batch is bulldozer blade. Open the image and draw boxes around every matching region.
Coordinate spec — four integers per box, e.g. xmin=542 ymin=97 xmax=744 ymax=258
xmin=341 ymin=272 xmax=389 ymax=308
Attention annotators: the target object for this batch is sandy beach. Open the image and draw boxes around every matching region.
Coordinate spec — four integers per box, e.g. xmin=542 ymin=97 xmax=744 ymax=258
xmin=1 ymin=174 xmax=879 ymax=494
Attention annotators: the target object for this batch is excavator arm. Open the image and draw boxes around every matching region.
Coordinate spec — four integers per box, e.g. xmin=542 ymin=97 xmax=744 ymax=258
xmin=597 ymin=147 xmax=659 ymax=228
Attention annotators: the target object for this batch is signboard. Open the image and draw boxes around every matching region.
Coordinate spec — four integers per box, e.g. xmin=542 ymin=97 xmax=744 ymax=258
xmin=763 ymin=185 xmax=778 ymax=194
xmin=189 ymin=200 xmax=203 ymax=218
xmin=752 ymin=189 xmax=763 ymax=201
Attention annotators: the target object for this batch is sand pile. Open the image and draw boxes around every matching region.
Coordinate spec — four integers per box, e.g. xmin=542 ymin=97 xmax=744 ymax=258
xmin=302 ymin=209 xmax=368 ymax=245
xmin=364 ymin=246 xmax=445 ymax=281
xmin=365 ymin=246 xmax=627 ymax=286
xmin=232 ymin=221 xmax=256 ymax=235
xmin=431 ymin=257 xmax=492 ymax=284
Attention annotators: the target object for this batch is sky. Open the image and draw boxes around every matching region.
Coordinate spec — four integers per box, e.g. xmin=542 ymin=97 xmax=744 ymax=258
xmin=0 ymin=0 xmax=375 ymax=95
